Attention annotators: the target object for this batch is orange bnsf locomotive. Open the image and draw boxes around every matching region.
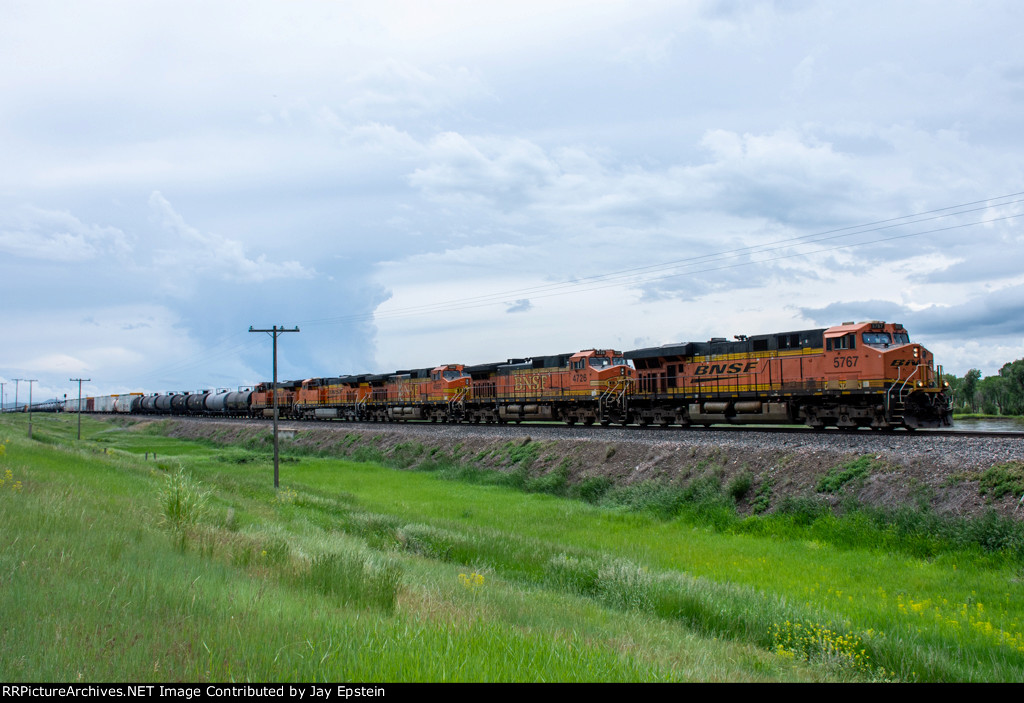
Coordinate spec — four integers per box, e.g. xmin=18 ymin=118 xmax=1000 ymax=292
xmin=68 ymin=319 xmax=951 ymax=431
xmin=278 ymin=349 xmax=634 ymax=426
xmin=625 ymin=320 xmax=950 ymax=429
xmin=249 ymin=319 xmax=949 ymax=430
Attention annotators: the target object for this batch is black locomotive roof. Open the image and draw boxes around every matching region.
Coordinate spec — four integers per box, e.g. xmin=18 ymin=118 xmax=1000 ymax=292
xmin=626 ymin=328 xmax=825 ymax=360
xmin=465 ymin=361 xmax=503 ymax=375
xmin=343 ymin=373 xmax=384 ymax=384
xmin=625 ymin=343 xmax=694 ymax=360
xmin=497 ymin=353 xmax=573 ymax=373
xmin=391 ymin=367 xmax=433 ymax=379
xmin=305 ymin=377 xmax=343 ymax=386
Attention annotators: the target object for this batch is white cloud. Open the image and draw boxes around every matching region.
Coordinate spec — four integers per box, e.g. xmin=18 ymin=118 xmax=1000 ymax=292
xmin=3 ymin=0 xmax=1024 ymax=393
xmin=0 ymin=206 xmax=132 ymax=261
xmin=505 ymin=299 xmax=532 ymax=313
xmin=148 ymin=192 xmax=315 ymax=285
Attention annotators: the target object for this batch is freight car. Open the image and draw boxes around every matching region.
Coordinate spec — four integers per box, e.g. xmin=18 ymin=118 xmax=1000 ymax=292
xmin=67 ymin=320 xmax=952 ymax=430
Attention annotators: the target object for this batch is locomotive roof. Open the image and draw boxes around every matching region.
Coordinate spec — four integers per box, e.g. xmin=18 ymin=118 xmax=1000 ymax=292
xmin=626 ymin=328 xmax=825 ymax=360
xmin=465 ymin=361 xmax=503 ymax=374
xmin=391 ymin=367 xmax=433 ymax=379
xmin=498 ymin=353 xmax=573 ymax=371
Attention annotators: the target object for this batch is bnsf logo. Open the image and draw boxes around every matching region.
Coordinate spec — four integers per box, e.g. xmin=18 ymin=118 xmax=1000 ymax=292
xmin=693 ymin=362 xmax=758 ymax=376
xmin=513 ymin=375 xmax=547 ymax=392
xmin=890 ymin=359 xmax=918 ymax=367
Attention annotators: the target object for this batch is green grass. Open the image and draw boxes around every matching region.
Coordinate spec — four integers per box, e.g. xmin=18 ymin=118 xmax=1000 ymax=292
xmin=816 ymin=455 xmax=875 ymax=493
xmin=977 ymin=462 xmax=1024 ymax=500
xmin=0 ymin=414 xmax=822 ymax=682
xmin=3 ymin=414 xmax=1024 ymax=682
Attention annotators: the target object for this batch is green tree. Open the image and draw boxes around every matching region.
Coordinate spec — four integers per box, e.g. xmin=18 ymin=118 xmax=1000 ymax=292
xmin=962 ymin=368 xmax=981 ymax=412
xmin=997 ymin=359 xmax=1024 ymax=415
xmin=942 ymin=372 xmax=962 ymax=409
xmin=978 ymin=374 xmax=1009 ymax=415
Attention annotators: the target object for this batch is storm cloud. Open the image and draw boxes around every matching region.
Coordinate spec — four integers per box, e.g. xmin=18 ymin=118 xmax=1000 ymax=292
xmin=3 ymin=0 xmax=1023 ymax=404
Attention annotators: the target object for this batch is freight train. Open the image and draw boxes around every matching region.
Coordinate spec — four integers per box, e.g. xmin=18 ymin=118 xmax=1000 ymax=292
xmin=49 ymin=320 xmax=952 ymax=431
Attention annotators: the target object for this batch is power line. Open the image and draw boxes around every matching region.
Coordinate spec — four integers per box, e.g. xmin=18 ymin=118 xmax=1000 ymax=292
xmin=133 ymin=331 xmax=262 ymax=388
xmin=302 ymin=194 xmax=1024 ymax=326
xmin=304 ymin=191 xmax=1024 ymax=326
xmin=113 ymin=190 xmax=1024 ymax=388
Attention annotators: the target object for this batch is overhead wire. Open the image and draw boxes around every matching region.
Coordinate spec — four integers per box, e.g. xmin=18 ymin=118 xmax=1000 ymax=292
xmin=132 ymin=330 xmax=263 ymax=389
xmin=310 ymin=211 xmax=1023 ymax=323
xmin=301 ymin=191 xmax=1024 ymax=326
xmin=121 ymin=191 xmax=1023 ymax=388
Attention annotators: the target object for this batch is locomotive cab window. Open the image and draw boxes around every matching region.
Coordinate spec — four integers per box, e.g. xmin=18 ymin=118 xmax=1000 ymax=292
xmin=589 ymin=357 xmax=611 ymax=369
xmin=862 ymin=332 xmax=892 ymax=348
xmin=827 ymin=334 xmax=856 ymax=351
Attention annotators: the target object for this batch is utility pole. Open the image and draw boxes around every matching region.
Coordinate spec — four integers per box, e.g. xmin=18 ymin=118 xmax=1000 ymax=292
xmin=26 ymin=379 xmax=38 ymax=439
xmin=248 ymin=325 xmax=299 ymax=489
xmin=70 ymin=378 xmax=90 ymax=440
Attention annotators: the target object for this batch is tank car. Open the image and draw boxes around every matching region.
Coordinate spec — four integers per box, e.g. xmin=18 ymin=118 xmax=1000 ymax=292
xmin=113 ymin=393 xmax=143 ymax=413
xmin=186 ymin=391 xmax=210 ymax=415
xmin=224 ymin=388 xmax=254 ymax=417
xmin=204 ymin=390 xmax=231 ymax=415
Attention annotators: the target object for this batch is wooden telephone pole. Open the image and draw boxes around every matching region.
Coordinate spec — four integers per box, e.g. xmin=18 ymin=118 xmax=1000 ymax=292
xmin=248 ymin=325 xmax=299 ymax=488
xmin=70 ymin=378 xmax=90 ymax=440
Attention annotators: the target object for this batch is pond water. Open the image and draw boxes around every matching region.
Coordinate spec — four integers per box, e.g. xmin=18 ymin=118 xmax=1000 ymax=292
xmin=945 ymin=417 xmax=1024 ymax=432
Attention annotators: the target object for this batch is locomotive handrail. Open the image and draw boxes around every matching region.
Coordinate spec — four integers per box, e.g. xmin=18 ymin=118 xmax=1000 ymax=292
xmin=598 ymin=376 xmax=631 ymax=420
xmin=447 ymin=387 xmax=468 ymax=418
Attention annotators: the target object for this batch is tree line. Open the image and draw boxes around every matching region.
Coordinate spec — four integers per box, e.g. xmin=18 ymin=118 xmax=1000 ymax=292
xmin=942 ymin=359 xmax=1024 ymax=416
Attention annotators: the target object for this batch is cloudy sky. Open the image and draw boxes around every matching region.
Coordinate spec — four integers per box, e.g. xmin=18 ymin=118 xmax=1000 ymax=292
xmin=2 ymin=0 xmax=1023 ymax=404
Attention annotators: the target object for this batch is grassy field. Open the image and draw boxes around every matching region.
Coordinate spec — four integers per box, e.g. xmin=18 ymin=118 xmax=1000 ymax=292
xmin=2 ymin=414 xmax=1023 ymax=682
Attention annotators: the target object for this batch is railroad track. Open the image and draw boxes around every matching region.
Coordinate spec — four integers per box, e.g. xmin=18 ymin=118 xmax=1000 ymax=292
xmin=143 ymin=414 xmax=1024 ymax=440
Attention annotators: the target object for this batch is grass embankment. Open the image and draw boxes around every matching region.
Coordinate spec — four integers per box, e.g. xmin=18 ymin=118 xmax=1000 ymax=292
xmin=2 ymin=415 xmax=1023 ymax=682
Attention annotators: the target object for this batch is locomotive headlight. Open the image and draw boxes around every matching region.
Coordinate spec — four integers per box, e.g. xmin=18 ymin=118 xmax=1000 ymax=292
xmin=913 ymin=347 xmax=919 ymax=358
xmin=916 ymin=381 xmax=924 ymax=387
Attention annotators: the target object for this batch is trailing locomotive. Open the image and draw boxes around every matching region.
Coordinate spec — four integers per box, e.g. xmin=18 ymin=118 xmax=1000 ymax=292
xmin=63 ymin=320 xmax=952 ymax=430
